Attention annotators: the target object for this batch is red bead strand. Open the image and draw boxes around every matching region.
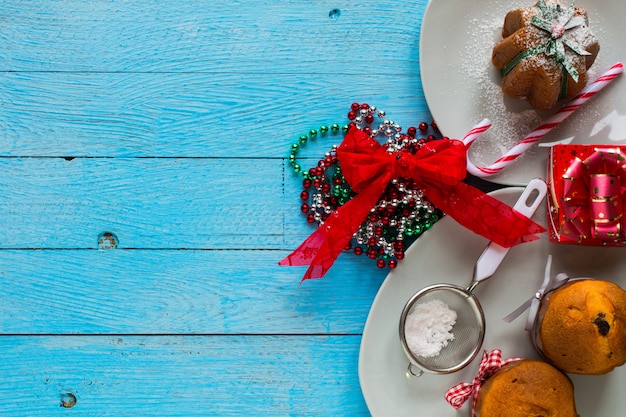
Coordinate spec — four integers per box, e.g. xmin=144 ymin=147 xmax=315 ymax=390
xmin=290 ymin=102 xmax=443 ymax=271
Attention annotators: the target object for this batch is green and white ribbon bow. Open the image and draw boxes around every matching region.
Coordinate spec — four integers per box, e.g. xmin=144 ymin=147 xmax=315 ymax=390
xmin=502 ymin=0 xmax=592 ymax=89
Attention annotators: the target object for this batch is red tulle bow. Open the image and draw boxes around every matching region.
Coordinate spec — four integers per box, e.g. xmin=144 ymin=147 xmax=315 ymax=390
xmin=280 ymin=127 xmax=546 ymax=282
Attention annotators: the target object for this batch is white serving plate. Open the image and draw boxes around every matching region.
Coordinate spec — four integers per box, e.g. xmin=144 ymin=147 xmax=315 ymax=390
xmin=359 ymin=187 xmax=626 ymax=416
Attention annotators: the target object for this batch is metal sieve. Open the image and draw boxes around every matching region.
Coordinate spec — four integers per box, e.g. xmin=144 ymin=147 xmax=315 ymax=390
xmin=399 ymin=178 xmax=547 ymax=376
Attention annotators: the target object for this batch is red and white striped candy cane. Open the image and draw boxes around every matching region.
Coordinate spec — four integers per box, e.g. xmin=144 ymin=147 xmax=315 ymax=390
xmin=463 ymin=62 xmax=624 ymax=177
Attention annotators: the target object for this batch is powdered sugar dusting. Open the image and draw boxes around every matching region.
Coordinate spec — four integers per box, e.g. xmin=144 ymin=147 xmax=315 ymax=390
xmin=461 ymin=9 xmax=542 ymax=167
xmin=422 ymin=0 xmax=622 ymax=185
xmin=404 ymin=299 xmax=457 ymax=358
xmin=459 ymin=0 xmax=607 ymax=170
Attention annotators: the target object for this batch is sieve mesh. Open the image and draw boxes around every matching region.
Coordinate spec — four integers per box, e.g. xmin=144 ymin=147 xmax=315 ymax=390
xmin=401 ymin=285 xmax=484 ymax=373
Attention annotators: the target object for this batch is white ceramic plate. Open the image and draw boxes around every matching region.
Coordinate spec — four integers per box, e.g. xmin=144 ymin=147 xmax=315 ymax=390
xmin=420 ymin=0 xmax=626 ymax=186
xmin=359 ymin=187 xmax=626 ymax=417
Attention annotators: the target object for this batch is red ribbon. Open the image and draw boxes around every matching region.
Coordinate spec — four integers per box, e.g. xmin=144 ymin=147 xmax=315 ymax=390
xmin=280 ymin=127 xmax=546 ymax=282
xmin=560 ymin=147 xmax=626 ymax=242
xmin=444 ymin=349 xmax=521 ymax=417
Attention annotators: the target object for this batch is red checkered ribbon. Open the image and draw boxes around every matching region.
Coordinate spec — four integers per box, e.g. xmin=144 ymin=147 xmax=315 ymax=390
xmin=444 ymin=349 xmax=521 ymax=417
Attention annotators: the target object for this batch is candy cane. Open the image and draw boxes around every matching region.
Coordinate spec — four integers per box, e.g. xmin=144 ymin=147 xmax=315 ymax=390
xmin=463 ymin=62 xmax=624 ymax=177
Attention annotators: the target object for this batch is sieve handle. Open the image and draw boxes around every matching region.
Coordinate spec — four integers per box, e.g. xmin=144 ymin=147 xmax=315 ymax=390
xmin=472 ymin=178 xmax=547 ymax=284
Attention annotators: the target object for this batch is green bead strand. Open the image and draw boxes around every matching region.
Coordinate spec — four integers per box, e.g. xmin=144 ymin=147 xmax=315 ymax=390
xmin=287 ymin=123 xmax=347 ymax=177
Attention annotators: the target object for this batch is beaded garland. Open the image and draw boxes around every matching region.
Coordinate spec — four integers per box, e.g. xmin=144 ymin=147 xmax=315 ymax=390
xmin=287 ymin=103 xmax=446 ymax=270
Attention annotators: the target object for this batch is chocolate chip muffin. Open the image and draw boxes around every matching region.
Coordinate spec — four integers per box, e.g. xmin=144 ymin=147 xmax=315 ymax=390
xmin=535 ymin=279 xmax=626 ymax=374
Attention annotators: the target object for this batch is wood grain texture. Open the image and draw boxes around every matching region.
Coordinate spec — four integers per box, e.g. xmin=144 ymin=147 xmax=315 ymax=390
xmin=0 ymin=250 xmax=386 ymax=334
xmin=0 ymin=72 xmax=428 ymax=157
xmin=0 ymin=335 xmax=368 ymax=416
xmin=0 ymin=156 xmax=395 ymax=249
xmin=0 ymin=157 xmax=283 ymax=248
xmin=0 ymin=1 xmax=431 ymax=158
xmin=0 ymin=153 xmax=443 ymax=252
xmin=0 ymin=1 xmax=422 ymax=75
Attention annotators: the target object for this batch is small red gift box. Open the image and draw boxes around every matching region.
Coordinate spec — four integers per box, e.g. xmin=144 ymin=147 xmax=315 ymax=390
xmin=548 ymin=144 xmax=626 ymax=245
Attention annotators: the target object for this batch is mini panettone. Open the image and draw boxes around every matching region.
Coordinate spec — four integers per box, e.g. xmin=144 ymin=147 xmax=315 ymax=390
xmin=492 ymin=0 xmax=600 ymax=110
xmin=535 ymin=279 xmax=626 ymax=374
xmin=475 ymin=359 xmax=579 ymax=417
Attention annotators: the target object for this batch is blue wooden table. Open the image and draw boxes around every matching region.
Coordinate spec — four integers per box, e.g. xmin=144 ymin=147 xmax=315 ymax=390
xmin=0 ymin=1 xmax=445 ymax=415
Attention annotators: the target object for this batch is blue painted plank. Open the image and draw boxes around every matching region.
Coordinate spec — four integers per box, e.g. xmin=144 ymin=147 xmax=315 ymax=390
xmin=0 ymin=72 xmax=430 ymax=157
xmin=0 ymin=1 xmax=439 ymax=415
xmin=0 ymin=0 xmax=427 ymax=75
xmin=0 ymin=157 xmax=284 ymax=248
xmin=0 ymin=249 xmax=386 ymax=334
xmin=0 ymin=335 xmax=368 ymax=416
xmin=0 ymin=147 xmax=438 ymax=250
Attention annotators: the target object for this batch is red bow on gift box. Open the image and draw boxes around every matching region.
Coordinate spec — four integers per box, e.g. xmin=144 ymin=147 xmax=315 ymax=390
xmin=280 ymin=126 xmax=546 ymax=282
xmin=560 ymin=146 xmax=626 ymax=242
